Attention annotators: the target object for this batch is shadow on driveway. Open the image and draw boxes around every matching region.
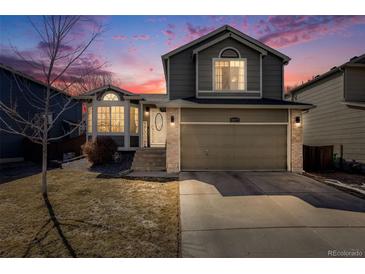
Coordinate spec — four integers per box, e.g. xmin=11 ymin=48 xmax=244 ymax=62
xmin=180 ymin=171 xmax=365 ymax=212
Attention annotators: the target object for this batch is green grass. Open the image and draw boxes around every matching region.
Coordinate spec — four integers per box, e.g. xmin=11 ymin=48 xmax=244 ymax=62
xmin=0 ymin=169 xmax=179 ymax=257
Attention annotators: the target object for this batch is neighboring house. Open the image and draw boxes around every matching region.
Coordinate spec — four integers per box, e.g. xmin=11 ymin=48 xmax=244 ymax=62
xmin=82 ymin=25 xmax=312 ymax=173
xmin=0 ymin=64 xmax=82 ymax=163
xmin=287 ymin=54 xmax=365 ymax=170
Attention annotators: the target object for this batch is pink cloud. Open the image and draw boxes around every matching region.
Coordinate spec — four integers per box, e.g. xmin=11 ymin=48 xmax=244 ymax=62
xmin=146 ymin=17 xmax=167 ymax=23
xmin=255 ymin=16 xmax=365 ymax=48
xmin=185 ymin=23 xmax=215 ymax=40
xmin=113 ymin=34 xmax=150 ymax=41
xmin=132 ymin=34 xmax=150 ymax=41
xmin=161 ymin=24 xmax=176 ymax=48
xmin=112 ymin=35 xmax=128 ymax=40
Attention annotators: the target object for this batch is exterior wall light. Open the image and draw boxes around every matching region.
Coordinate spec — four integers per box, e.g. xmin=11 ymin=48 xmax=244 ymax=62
xmin=145 ymin=107 xmax=150 ymax=116
xmin=295 ymin=116 xmax=301 ymax=126
xmin=170 ymin=115 xmax=175 ymax=125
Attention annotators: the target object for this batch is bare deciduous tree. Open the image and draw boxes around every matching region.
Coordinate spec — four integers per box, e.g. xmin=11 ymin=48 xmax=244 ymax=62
xmin=0 ymin=16 xmax=104 ymax=197
xmin=74 ymin=70 xmax=113 ymax=94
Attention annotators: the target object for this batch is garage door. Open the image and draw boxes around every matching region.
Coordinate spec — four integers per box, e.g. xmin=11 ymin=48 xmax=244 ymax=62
xmin=180 ymin=109 xmax=288 ymax=171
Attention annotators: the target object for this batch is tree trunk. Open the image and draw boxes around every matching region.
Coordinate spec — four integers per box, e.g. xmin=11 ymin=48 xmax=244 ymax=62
xmin=42 ymin=84 xmax=50 ymax=197
xmin=41 ymin=132 xmax=48 ymax=197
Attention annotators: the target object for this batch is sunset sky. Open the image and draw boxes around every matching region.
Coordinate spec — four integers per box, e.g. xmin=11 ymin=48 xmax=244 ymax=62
xmin=1 ymin=15 xmax=365 ymax=94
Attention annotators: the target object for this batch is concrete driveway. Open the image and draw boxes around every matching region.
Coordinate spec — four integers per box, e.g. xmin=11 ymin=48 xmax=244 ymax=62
xmin=179 ymin=171 xmax=365 ymax=257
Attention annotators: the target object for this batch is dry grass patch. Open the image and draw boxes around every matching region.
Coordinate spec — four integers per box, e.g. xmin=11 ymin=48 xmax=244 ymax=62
xmin=0 ymin=169 xmax=179 ymax=257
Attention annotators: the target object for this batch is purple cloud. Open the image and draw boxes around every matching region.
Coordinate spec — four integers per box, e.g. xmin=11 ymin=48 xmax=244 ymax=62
xmin=255 ymin=16 xmax=365 ymax=48
xmin=132 ymin=34 xmax=150 ymax=41
xmin=185 ymin=23 xmax=215 ymax=39
xmin=37 ymin=41 xmax=73 ymax=52
xmin=112 ymin=35 xmax=128 ymax=40
xmin=161 ymin=24 xmax=176 ymax=47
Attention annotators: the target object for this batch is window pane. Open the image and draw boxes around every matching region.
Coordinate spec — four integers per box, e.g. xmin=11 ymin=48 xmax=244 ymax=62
xmin=103 ymin=93 xmax=119 ymax=101
xmin=222 ymin=66 xmax=230 ymax=90
xmin=87 ymin=106 xmax=92 ymax=133
xmin=214 ymin=59 xmax=245 ymax=91
xmin=130 ymin=106 xmax=139 ymax=134
xmin=111 ymin=106 xmax=124 ymax=132
xmin=97 ymin=107 xmax=110 ymax=132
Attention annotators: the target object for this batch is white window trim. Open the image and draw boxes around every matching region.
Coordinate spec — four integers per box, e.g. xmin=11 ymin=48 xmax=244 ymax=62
xmin=212 ymin=57 xmax=248 ymax=93
xmin=218 ymin=47 xmax=241 ymax=58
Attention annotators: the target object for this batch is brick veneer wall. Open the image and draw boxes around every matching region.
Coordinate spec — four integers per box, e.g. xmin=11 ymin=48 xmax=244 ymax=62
xmin=290 ymin=109 xmax=303 ymax=172
xmin=166 ymin=108 xmax=180 ymax=173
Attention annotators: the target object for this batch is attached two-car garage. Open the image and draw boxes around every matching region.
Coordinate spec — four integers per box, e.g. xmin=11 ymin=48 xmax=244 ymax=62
xmin=180 ymin=108 xmax=288 ymax=171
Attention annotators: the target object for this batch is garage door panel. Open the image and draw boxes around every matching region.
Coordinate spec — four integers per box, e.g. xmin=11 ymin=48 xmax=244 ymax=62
xmin=181 ymin=124 xmax=287 ymax=170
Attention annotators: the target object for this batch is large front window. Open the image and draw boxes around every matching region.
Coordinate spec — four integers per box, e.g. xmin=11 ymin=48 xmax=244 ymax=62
xmin=97 ymin=106 xmax=124 ymax=133
xmin=214 ymin=59 xmax=245 ymax=91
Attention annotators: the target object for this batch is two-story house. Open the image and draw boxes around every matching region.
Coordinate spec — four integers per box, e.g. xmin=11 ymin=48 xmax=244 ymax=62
xmin=287 ymin=54 xmax=365 ymax=171
xmin=82 ymin=25 xmax=312 ymax=173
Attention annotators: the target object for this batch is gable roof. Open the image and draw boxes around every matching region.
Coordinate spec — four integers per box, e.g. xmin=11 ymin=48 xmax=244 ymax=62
xmin=161 ymin=25 xmax=291 ymax=63
xmin=82 ymin=84 xmax=134 ymax=96
xmin=192 ymin=32 xmax=268 ymax=55
xmin=288 ymin=53 xmax=365 ymax=95
xmin=0 ymin=63 xmax=69 ymax=96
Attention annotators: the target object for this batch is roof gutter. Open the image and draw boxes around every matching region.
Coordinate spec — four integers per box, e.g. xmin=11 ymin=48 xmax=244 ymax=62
xmin=155 ymin=99 xmax=314 ymax=110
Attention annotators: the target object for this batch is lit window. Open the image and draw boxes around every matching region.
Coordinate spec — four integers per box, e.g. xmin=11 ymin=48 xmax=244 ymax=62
xmin=87 ymin=106 xmax=92 ymax=133
xmin=111 ymin=106 xmax=124 ymax=132
xmin=130 ymin=106 xmax=139 ymax=134
xmin=97 ymin=106 xmax=124 ymax=133
xmin=102 ymin=92 xmax=119 ymax=101
xmin=214 ymin=59 xmax=245 ymax=91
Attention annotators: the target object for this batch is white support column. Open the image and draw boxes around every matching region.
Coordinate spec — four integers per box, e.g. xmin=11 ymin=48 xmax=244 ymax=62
xmin=124 ymin=100 xmax=130 ymax=149
xmin=139 ymin=102 xmax=143 ymax=148
xmin=92 ymin=97 xmax=97 ymax=141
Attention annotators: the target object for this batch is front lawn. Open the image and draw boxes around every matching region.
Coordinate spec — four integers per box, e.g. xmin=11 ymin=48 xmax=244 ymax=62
xmin=0 ymin=169 xmax=179 ymax=257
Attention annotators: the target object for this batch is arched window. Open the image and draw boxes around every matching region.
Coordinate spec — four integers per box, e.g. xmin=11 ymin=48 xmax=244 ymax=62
xmin=214 ymin=47 xmax=246 ymax=91
xmin=219 ymin=48 xmax=240 ymax=58
xmin=102 ymin=92 xmax=119 ymax=101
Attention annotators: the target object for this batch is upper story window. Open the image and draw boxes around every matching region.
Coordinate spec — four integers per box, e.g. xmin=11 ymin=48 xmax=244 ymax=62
xmin=214 ymin=59 xmax=246 ymax=91
xmin=214 ymin=47 xmax=246 ymax=91
xmin=102 ymin=92 xmax=119 ymax=101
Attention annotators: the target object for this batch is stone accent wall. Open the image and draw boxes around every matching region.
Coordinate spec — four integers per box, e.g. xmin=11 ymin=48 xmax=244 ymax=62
xmin=290 ymin=109 xmax=303 ymax=172
xmin=166 ymin=108 xmax=180 ymax=173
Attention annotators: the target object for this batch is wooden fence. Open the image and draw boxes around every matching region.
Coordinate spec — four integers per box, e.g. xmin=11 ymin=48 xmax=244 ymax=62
xmin=303 ymin=145 xmax=334 ymax=171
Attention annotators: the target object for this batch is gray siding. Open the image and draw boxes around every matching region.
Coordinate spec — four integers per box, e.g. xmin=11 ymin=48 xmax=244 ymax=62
xmin=168 ymin=31 xmax=230 ymax=100
xmin=262 ymin=53 xmax=283 ymax=100
xmin=344 ymin=66 xmax=365 ymax=102
xmin=168 ymin=30 xmax=285 ymax=100
xmin=198 ymin=38 xmax=261 ymax=92
xmin=169 ymin=49 xmax=196 ymax=100
xmin=294 ymin=74 xmax=365 ymax=163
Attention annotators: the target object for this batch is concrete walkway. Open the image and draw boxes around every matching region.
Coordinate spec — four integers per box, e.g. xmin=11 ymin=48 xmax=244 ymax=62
xmin=179 ymin=171 xmax=365 ymax=258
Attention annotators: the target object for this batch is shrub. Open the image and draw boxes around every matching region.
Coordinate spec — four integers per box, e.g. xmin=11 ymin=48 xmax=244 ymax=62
xmin=82 ymin=137 xmax=117 ymax=165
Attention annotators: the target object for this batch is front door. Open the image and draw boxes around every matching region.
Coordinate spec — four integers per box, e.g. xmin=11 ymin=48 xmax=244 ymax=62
xmin=150 ymin=108 xmax=167 ymax=147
